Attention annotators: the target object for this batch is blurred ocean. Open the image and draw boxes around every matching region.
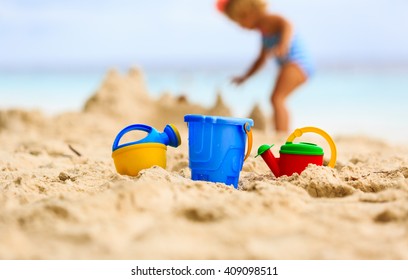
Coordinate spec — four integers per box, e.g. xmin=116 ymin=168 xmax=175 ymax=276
xmin=1 ymin=67 xmax=407 ymax=144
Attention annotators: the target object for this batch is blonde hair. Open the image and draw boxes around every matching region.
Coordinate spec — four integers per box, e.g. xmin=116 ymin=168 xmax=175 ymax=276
xmin=224 ymin=0 xmax=267 ymax=21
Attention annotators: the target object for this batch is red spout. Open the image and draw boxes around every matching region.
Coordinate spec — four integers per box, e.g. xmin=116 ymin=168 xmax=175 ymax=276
xmin=256 ymin=145 xmax=280 ymax=177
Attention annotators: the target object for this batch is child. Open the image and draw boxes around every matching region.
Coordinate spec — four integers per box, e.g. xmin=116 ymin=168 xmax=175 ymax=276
xmin=216 ymin=0 xmax=314 ymax=133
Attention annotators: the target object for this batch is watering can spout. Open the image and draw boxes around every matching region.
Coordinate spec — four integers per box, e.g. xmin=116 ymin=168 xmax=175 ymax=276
xmin=256 ymin=144 xmax=280 ymax=177
xmin=160 ymin=124 xmax=182 ymax=147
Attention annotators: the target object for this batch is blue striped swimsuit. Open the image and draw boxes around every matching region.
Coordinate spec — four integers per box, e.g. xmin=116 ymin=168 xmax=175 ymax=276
xmin=262 ymin=33 xmax=315 ymax=77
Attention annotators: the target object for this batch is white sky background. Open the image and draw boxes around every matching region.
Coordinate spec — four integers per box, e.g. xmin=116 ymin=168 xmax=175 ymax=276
xmin=1 ymin=0 xmax=407 ymax=70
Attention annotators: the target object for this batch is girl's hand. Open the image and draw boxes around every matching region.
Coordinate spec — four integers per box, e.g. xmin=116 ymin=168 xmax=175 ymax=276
xmin=231 ymin=75 xmax=248 ymax=86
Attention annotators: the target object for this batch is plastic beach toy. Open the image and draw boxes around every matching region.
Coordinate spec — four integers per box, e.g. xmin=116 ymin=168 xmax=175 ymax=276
xmin=256 ymin=127 xmax=337 ymax=177
xmin=112 ymin=124 xmax=181 ymax=176
xmin=184 ymin=114 xmax=253 ymax=188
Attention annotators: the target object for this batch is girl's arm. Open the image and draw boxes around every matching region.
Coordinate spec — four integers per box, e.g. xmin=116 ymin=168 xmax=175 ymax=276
xmin=232 ymin=46 xmax=268 ymax=85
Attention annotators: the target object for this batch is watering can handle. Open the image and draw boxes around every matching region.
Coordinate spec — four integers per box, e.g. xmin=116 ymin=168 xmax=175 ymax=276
xmin=286 ymin=127 xmax=337 ymax=168
xmin=112 ymin=124 xmax=153 ymax=151
xmin=244 ymin=123 xmax=253 ymax=161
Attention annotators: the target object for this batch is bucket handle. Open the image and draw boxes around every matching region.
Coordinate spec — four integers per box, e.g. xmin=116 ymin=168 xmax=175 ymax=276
xmin=244 ymin=122 xmax=253 ymax=161
xmin=286 ymin=127 xmax=337 ymax=168
xmin=112 ymin=124 xmax=153 ymax=151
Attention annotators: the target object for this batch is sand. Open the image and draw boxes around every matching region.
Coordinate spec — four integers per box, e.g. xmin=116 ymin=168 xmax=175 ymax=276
xmin=0 ymin=68 xmax=407 ymax=259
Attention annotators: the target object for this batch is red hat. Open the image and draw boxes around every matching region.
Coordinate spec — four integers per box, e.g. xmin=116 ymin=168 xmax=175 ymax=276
xmin=216 ymin=0 xmax=230 ymax=12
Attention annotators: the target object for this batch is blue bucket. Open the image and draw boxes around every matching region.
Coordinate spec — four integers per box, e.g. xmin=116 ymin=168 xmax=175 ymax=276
xmin=184 ymin=114 xmax=254 ymax=188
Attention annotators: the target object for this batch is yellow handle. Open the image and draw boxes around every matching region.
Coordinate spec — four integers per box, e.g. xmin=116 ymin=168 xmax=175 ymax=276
xmin=244 ymin=123 xmax=253 ymax=161
xmin=286 ymin=127 xmax=337 ymax=168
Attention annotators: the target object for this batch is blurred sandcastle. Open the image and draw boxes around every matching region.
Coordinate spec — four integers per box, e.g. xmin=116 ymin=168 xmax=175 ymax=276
xmin=208 ymin=91 xmax=232 ymax=117
xmin=248 ymin=104 xmax=267 ymax=131
xmin=82 ymin=67 xmax=268 ymax=128
xmin=83 ymin=68 xmax=152 ymax=119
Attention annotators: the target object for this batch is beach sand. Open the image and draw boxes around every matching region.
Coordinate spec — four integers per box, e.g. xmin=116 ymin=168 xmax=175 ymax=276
xmin=1 ymin=68 xmax=407 ymax=259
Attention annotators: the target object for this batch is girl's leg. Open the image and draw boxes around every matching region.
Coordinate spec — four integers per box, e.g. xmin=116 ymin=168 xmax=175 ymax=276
xmin=271 ymin=63 xmax=307 ymax=133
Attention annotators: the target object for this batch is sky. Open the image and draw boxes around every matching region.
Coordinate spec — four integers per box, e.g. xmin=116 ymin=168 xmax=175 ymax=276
xmin=1 ymin=0 xmax=408 ymax=70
